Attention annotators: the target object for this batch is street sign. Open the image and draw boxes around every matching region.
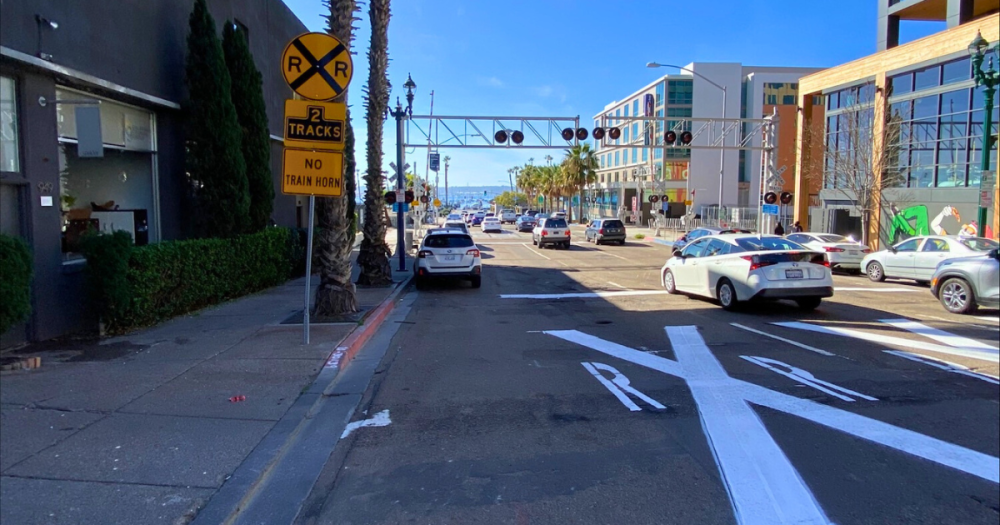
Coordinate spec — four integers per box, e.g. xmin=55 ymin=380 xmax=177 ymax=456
xmin=684 ymin=200 xmax=692 ymax=206
xmin=980 ymin=190 xmax=993 ymax=208
xmin=982 ymin=171 xmax=995 ymax=189
xmin=762 ymin=204 xmax=780 ymax=215
xmin=429 ymin=153 xmax=440 ymax=172
xmin=538 ymin=195 xmax=544 ymax=204
xmin=281 ymin=149 xmax=343 ymax=196
xmin=284 ymin=100 xmax=346 ymax=151
xmin=433 ymin=198 xmax=441 ymax=207
xmin=281 ymin=32 xmax=353 ymax=101
xmin=391 ymin=203 xmax=409 ymax=212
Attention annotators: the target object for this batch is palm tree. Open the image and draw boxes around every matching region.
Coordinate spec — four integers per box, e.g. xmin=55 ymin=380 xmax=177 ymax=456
xmin=561 ymin=144 xmax=598 ymax=223
xmin=356 ymin=0 xmax=392 ymax=286
xmin=314 ymin=0 xmax=360 ymax=315
xmin=544 ymin=154 xmax=553 ymax=166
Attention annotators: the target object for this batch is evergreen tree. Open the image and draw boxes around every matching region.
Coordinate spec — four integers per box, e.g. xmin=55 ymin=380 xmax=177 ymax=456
xmin=223 ymin=22 xmax=273 ymax=232
xmin=183 ymin=0 xmax=248 ymax=237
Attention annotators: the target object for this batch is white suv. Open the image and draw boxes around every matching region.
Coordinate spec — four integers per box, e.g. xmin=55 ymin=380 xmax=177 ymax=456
xmin=415 ymin=229 xmax=482 ymax=289
xmin=500 ymin=209 xmax=517 ymax=224
xmin=532 ymin=217 xmax=571 ymax=249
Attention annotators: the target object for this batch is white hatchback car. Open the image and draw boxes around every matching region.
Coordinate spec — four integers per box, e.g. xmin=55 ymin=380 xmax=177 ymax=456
xmin=443 ymin=220 xmax=469 ymax=234
xmin=661 ymin=234 xmax=833 ymax=310
xmin=481 ymin=217 xmax=503 ymax=233
xmin=415 ymin=229 xmax=482 ymax=289
xmin=785 ymin=232 xmax=871 ymax=272
xmin=861 ymin=235 xmax=998 ymax=284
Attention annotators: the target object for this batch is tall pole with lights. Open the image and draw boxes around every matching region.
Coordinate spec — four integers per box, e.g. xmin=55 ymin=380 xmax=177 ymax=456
xmin=444 ymin=156 xmax=450 ymax=207
xmin=389 ymin=74 xmax=416 ymax=270
xmin=969 ymin=31 xmax=999 ymax=238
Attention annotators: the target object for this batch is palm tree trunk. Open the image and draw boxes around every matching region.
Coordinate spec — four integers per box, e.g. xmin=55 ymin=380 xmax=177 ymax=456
xmin=314 ymin=0 xmax=359 ymax=315
xmin=357 ymin=0 xmax=393 ymax=286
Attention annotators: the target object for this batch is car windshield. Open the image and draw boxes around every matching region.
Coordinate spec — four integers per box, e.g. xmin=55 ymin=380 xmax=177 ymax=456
xmin=603 ymin=220 xmax=624 ymax=228
xmin=734 ymin=236 xmax=807 ymax=251
xmin=816 ymin=234 xmax=850 ymax=243
xmin=424 ymin=234 xmax=474 ymax=248
xmin=960 ymin=237 xmax=999 ymax=251
xmin=545 ymin=219 xmax=568 ymax=228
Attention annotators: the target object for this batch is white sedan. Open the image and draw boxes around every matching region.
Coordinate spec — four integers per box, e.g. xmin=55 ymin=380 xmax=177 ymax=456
xmin=661 ymin=234 xmax=833 ymax=311
xmin=481 ymin=217 xmax=503 ymax=233
xmin=785 ymin=232 xmax=871 ymax=272
xmin=861 ymin=235 xmax=999 ymax=284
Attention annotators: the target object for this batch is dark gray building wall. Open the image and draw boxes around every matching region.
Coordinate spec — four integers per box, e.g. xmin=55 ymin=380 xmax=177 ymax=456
xmin=0 ymin=0 xmax=307 ymax=343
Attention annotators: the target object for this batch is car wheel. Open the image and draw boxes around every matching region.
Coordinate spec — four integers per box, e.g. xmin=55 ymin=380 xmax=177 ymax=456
xmin=866 ymin=261 xmax=886 ymax=282
xmin=795 ymin=297 xmax=822 ymax=310
xmin=939 ymin=277 xmax=977 ymax=314
xmin=470 ymin=275 xmax=482 ymax=289
xmin=663 ymin=270 xmax=677 ymax=294
xmin=619 ymin=240 xmax=626 ymax=246
xmin=532 ymin=237 xmax=537 ymax=245
xmin=717 ymin=279 xmax=740 ymax=311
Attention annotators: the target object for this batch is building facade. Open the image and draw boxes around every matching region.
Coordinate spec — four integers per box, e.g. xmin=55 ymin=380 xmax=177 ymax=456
xmin=795 ymin=1 xmax=999 ymax=246
xmin=588 ymin=63 xmax=821 ymax=226
xmin=0 ymin=0 xmax=308 ymax=347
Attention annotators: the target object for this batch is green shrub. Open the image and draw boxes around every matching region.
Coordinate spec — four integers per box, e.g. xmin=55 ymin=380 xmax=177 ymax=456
xmin=80 ymin=230 xmax=134 ymax=327
xmin=634 ymin=233 xmax=646 ymax=239
xmin=82 ymin=227 xmax=303 ymax=333
xmin=0 ymin=234 xmax=33 ymax=335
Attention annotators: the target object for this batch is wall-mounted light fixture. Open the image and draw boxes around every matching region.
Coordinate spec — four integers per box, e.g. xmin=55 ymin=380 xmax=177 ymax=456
xmin=35 ymin=14 xmax=59 ymax=61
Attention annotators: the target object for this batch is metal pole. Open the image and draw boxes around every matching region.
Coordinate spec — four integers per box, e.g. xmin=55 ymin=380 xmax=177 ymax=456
xmin=445 ymin=159 xmax=449 ymax=207
xmin=303 ymin=195 xmax=315 ymax=345
xmin=978 ymin=83 xmax=995 ymax=233
xmin=718 ymin=87 xmax=727 ymax=224
xmin=395 ymin=108 xmax=406 ymax=271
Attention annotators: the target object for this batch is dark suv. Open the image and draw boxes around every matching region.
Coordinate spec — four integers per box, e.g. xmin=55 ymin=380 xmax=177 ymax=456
xmin=585 ymin=219 xmax=627 ymax=245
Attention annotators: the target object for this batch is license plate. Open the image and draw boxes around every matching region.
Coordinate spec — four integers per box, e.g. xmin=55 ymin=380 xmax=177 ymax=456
xmin=785 ymin=269 xmax=804 ymax=279
xmin=848 ymin=250 xmax=859 ymax=256
xmin=443 ymin=255 xmax=457 ymax=261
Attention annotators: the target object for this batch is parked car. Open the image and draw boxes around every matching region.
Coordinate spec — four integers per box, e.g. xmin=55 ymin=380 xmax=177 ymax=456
xmin=861 ymin=235 xmax=999 ymax=284
xmin=929 ymin=247 xmax=1000 ymax=314
xmin=481 ymin=217 xmax=503 ymax=233
xmin=500 ymin=209 xmax=517 ymax=224
xmin=585 ymin=219 xmax=627 ymax=245
xmin=515 ymin=215 xmax=537 ymax=232
xmin=415 ymin=230 xmax=482 ymax=289
xmin=443 ymin=220 xmax=470 ymax=234
xmin=532 ymin=217 xmax=571 ymax=249
xmin=661 ymin=234 xmax=833 ymax=311
xmin=785 ymin=232 xmax=871 ymax=273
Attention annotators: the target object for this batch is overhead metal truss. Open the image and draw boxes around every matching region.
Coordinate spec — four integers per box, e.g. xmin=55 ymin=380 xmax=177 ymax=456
xmin=405 ymin=115 xmax=581 ymax=149
xmin=597 ymin=114 xmax=778 ymax=152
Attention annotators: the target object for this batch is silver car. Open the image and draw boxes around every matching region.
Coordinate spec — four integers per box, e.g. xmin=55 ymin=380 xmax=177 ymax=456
xmin=929 ymin=247 xmax=999 ymax=314
xmin=861 ymin=235 xmax=998 ymax=284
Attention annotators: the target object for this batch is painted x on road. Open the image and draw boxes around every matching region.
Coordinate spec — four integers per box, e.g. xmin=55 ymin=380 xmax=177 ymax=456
xmin=543 ymin=326 xmax=999 ymax=525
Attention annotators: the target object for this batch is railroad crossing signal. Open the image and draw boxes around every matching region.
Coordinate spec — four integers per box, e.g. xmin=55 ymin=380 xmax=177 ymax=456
xmin=281 ymin=32 xmax=353 ymax=101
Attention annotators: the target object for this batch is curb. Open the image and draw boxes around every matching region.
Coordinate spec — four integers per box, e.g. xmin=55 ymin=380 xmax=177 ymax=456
xmin=322 ymin=273 xmax=414 ymax=373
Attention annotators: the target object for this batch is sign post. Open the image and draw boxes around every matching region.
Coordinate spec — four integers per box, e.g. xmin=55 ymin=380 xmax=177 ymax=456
xmin=280 ymin=32 xmax=354 ymax=344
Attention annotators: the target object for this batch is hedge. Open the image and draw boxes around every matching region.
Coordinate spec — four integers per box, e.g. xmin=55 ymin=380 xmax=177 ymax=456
xmin=81 ymin=227 xmax=305 ymax=334
xmin=0 ymin=234 xmax=33 ymax=335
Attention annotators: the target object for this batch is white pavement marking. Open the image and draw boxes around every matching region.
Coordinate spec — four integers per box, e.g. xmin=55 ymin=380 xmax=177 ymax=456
xmin=583 ymin=362 xmax=666 ymax=411
xmin=666 ymin=326 xmax=832 ymax=525
xmin=730 ymin=323 xmax=836 ymax=357
xmin=883 ymin=350 xmax=1000 ymax=384
xmin=544 ymin=328 xmax=1000 ymax=486
xmin=602 ymin=251 xmax=630 ymax=261
xmin=740 ymin=356 xmax=878 ymax=402
xmin=340 ymin=409 xmax=391 ymax=439
xmin=520 ymin=243 xmax=550 ymax=259
xmin=501 ymin=290 xmax=669 ymax=300
xmin=832 ymin=287 xmax=920 ymax=292
xmin=774 ymin=322 xmax=1000 ymax=364
xmin=975 ymin=316 xmax=1000 ymax=324
xmin=606 ymin=281 xmax=628 ymax=290
xmin=879 ymin=318 xmax=1000 ymax=352
xmin=925 ymin=315 xmax=1000 ymax=332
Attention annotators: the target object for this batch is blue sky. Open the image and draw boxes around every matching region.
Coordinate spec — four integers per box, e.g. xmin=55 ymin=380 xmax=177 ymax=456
xmin=282 ymin=0 xmax=943 ymax=192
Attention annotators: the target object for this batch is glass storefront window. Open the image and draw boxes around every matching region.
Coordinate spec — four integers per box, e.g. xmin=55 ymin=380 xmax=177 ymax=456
xmin=913 ymin=65 xmax=940 ymax=91
xmin=56 ymin=87 xmax=156 ymax=262
xmin=912 ymin=95 xmax=938 ymax=120
xmin=888 ymin=73 xmax=913 ymax=96
xmin=1 ymin=76 xmax=18 ymax=173
xmin=942 ymin=57 xmax=971 ymax=85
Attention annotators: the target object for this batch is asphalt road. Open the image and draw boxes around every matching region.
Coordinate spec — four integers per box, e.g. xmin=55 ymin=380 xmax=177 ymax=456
xmin=296 ymin=224 xmax=1000 ymax=525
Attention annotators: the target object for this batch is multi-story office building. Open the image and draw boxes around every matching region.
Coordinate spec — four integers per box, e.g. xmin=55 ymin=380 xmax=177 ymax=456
xmin=588 ymin=62 xmax=821 ymax=225
xmin=0 ymin=1 xmax=307 ymax=346
xmin=794 ymin=0 xmax=999 ymax=245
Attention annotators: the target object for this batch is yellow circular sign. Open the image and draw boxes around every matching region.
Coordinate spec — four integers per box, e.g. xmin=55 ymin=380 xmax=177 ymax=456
xmin=281 ymin=32 xmax=353 ymax=101
xmin=433 ymin=198 xmax=441 ymax=207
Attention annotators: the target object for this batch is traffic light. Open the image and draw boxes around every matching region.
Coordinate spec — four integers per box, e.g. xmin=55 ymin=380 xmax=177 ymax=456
xmin=608 ymin=127 xmax=621 ymax=140
xmin=780 ymin=192 xmax=793 ymax=205
xmin=511 ymin=130 xmax=524 ymax=144
xmin=764 ymin=192 xmax=778 ymax=205
xmin=592 ymin=127 xmax=606 ymax=140
xmin=405 ymin=190 xmax=415 ymax=204
xmin=495 ymin=130 xmax=526 ymax=144
xmin=678 ymin=131 xmax=693 ymax=145
xmin=561 ymin=127 xmax=575 ymax=141
xmin=420 ymin=195 xmax=430 ymax=204
xmin=664 ymin=131 xmax=677 ymax=145
xmin=384 ymin=190 xmax=397 ymax=205
xmin=561 ymin=128 xmax=591 ymax=141
xmin=494 ymin=130 xmax=507 ymax=144
xmin=648 ymin=195 xmax=660 ymax=203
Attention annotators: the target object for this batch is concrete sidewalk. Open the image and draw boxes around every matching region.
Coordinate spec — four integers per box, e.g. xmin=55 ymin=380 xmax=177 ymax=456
xmin=0 ymin=246 xmax=413 ymax=525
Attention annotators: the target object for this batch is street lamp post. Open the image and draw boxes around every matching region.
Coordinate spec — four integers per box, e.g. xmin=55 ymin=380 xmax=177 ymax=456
xmin=969 ymin=31 xmax=998 ymax=237
xmin=444 ymin=156 xmax=450 ymax=207
xmin=647 ymin=62 xmax=727 ymax=222
xmin=389 ymin=73 xmax=416 ymax=271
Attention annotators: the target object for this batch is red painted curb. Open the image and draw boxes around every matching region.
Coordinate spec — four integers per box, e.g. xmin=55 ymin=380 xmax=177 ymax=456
xmin=323 ymin=277 xmax=411 ymax=372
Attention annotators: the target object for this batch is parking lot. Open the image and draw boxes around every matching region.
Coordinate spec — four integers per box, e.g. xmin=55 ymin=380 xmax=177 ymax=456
xmin=300 ymin=221 xmax=1000 ymax=525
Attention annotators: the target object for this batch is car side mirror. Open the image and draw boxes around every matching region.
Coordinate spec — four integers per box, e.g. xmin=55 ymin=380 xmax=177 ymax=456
xmin=990 ymin=248 xmax=999 ymax=260
xmin=672 ymin=249 xmax=684 ymax=258
xmin=889 ymin=246 xmax=897 ymax=253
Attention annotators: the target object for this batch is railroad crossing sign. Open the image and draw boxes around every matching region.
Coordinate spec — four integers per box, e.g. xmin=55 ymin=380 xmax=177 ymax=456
xmin=284 ymin=100 xmax=346 ymax=151
xmin=282 ymin=149 xmax=343 ymax=196
xmin=281 ymin=32 xmax=353 ymax=101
